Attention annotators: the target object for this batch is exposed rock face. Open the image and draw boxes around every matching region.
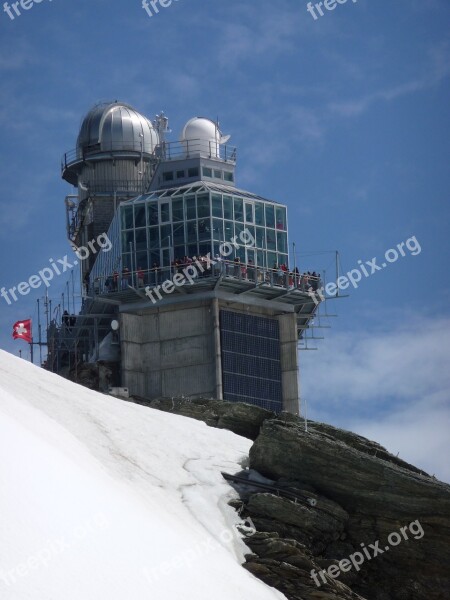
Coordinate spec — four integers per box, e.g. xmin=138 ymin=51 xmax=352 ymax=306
xmin=129 ymin=395 xmax=275 ymax=440
xmin=236 ymin=414 xmax=450 ymax=600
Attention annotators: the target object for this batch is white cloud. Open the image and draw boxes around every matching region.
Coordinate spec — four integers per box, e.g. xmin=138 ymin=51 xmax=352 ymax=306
xmin=301 ymin=315 xmax=450 ymax=482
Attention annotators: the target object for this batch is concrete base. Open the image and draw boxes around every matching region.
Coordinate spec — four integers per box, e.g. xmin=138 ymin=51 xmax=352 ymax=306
xmin=120 ymin=295 xmax=300 ymax=414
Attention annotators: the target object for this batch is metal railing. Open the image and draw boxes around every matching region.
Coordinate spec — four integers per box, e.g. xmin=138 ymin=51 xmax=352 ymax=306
xmin=61 ymin=139 xmax=237 ymax=172
xmin=87 ymin=259 xmax=321 ymax=298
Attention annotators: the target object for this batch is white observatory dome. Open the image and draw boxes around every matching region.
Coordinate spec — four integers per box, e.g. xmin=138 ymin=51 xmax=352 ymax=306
xmin=180 ymin=117 xmax=230 ymax=159
xmin=77 ymin=102 xmax=159 ymax=155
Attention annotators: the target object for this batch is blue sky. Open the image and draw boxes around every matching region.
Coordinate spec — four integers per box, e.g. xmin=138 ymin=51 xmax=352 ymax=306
xmin=0 ymin=0 xmax=449 ymax=479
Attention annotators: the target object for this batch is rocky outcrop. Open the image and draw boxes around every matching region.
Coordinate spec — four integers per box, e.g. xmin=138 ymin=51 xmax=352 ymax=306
xmin=129 ymin=395 xmax=275 ymax=440
xmin=230 ymin=414 xmax=450 ymax=600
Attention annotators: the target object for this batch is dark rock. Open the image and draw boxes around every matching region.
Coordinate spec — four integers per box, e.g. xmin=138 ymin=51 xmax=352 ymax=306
xmin=129 ymin=395 xmax=275 ymax=440
xmin=243 ymin=415 xmax=450 ymax=600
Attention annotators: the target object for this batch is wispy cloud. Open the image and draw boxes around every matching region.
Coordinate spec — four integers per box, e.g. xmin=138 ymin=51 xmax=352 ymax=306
xmin=301 ymin=314 xmax=450 ymax=482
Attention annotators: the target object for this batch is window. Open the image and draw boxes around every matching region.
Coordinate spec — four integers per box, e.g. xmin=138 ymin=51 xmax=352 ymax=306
xmin=277 ymin=231 xmax=288 ymax=254
xmin=214 ymin=170 xmax=222 ymax=179
xmin=266 ymin=230 xmax=276 ymax=251
xmin=256 ymin=227 xmax=265 ymax=249
xmin=172 ymin=199 xmax=184 ymax=222
xmin=202 ymin=167 xmax=213 ymax=178
xmin=122 ymin=230 xmax=134 ymax=249
xmin=276 ymin=206 xmax=287 ymax=230
xmin=160 ymin=202 xmax=170 ymax=223
xmin=198 ymin=219 xmax=210 ymax=241
xmin=254 ymin=202 xmax=264 ymax=226
xmin=176 ymin=170 xmax=185 ymax=179
xmin=224 ymin=171 xmax=234 ymax=182
xmin=197 ymin=194 xmax=210 ymax=218
xmin=135 ymin=228 xmax=147 ymax=251
xmin=233 ymin=198 xmax=243 ymax=222
xmin=187 ymin=221 xmax=197 ymax=243
xmin=212 ymin=219 xmax=224 ymax=241
xmin=173 ymin=223 xmax=185 ymax=246
xmin=147 ymin=202 xmax=158 ymax=226
xmin=161 ymin=224 xmax=172 ymax=247
xmin=121 ymin=206 xmax=133 ymax=230
xmin=224 ymin=220 xmax=234 ymax=240
xmin=148 ymin=226 xmax=160 ymax=250
xmin=245 ymin=202 xmax=254 ymax=223
xmin=223 ymin=196 xmax=233 ymax=220
xmin=186 ymin=197 xmax=196 ymax=220
xmin=265 ymin=204 xmax=275 ymax=229
xmin=212 ymin=194 xmax=223 ymax=218
xmin=134 ymin=205 xmax=146 ymax=228
xmin=188 ymin=167 xmax=199 ymax=178
xmin=163 ymin=171 xmax=174 ymax=182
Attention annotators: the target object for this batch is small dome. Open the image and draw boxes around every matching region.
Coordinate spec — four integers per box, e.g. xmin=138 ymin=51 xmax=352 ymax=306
xmin=77 ymin=102 xmax=159 ymax=154
xmin=180 ymin=117 xmax=230 ymax=159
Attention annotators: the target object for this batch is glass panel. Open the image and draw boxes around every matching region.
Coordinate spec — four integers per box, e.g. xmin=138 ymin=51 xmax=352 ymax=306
xmin=213 ymin=170 xmax=222 ymax=179
xmin=176 ymin=170 xmax=185 ymax=179
xmin=197 ymin=194 xmax=210 ymax=218
xmin=233 ymin=198 xmax=243 ymax=222
xmin=199 ymin=243 xmax=211 ymax=257
xmin=160 ymin=202 xmax=170 ymax=223
xmin=256 ymin=227 xmax=265 ymax=249
xmin=134 ymin=205 xmax=146 ymax=228
xmin=150 ymin=251 xmax=160 ymax=267
xmin=161 ymin=224 xmax=172 ymax=246
xmin=174 ymin=245 xmax=186 ymax=260
xmin=212 ymin=219 xmax=224 ymax=241
xmin=162 ymin=249 xmax=171 ymax=267
xmin=212 ymin=194 xmax=223 ymax=218
xmin=245 ymin=202 xmax=254 ymax=223
xmin=256 ymin=250 xmax=265 ymax=268
xmin=135 ymin=228 xmax=147 ymax=251
xmin=188 ymin=243 xmax=198 ymax=257
xmin=173 ymin=222 xmax=185 ymax=245
xmin=254 ymin=202 xmax=264 ymax=226
xmin=223 ymin=196 xmax=233 ymax=220
xmin=265 ymin=204 xmax=275 ymax=229
xmin=198 ymin=218 xmax=211 ymax=241
xmin=148 ymin=226 xmax=159 ymax=250
xmin=242 ymin=225 xmax=255 ymax=246
xmin=122 ymin=253 xmax=132 ymax=269
xmin=278 ymin=254 xmax=289 ymax=268
xmin=136 ymin=251 xmax=148 ymax=271
xmin=235 ymin=222 xmax=244 ymax=241
xmin=268 ymin=252 xmax=278 ymax=270
xmin=147 ymin=202 xmax=158 ymax=226
xmin=224 ymin=171 xmax=234 ymax=182
xmin=121 ymin=230 xmax=134 ymax=248
xmin=163 ymin=171 xmax=174 ymax=182
xmin=266 ymin=230 xmax=276 ymax=251
xmin=122 ymin=206 xmax=133 ymax=230
xmin=186 ymin=197 xmax=196 ymax=220
xmin=224 ymin=221 xmax=234 ymax=241
xmin=187 ymin=221 xmax=197 ymax=243
xmin=202 ymin=167 xmax=212 ymax=178
xmin=172 ymin=198 xmax=184 ymax=222
xmin=277 ymin=231 xmax=288 ymax=254
xmin=188 ymin=167 xmax=199 ymax=177
xmin=276 ymin=206 xmax=287 ymax=230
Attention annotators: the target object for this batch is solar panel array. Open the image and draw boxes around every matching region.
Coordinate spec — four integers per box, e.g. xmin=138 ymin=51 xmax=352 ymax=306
xmin=220 ymin=310 xmax=283 ymax=413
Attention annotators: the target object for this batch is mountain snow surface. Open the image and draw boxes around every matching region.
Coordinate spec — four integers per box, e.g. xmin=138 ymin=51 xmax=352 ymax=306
xmin=0 ymin=351 xmax=286 ymax=599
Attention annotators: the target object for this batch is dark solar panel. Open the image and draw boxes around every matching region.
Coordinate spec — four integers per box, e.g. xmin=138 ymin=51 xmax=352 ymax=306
xmin=220 ymin=310 xmax=283 ymax=413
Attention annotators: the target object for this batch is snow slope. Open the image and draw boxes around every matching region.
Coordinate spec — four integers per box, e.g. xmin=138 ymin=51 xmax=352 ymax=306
xmin=0 ymin=351 xmax=285 ymax=600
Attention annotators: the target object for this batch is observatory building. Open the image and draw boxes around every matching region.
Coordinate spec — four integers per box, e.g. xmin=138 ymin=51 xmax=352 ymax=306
xmin=49 ymin=101 xmax=323 ymax=414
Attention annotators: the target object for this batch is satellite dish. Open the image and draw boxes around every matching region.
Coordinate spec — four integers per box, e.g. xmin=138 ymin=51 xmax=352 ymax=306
xmin=220 ymin=134 xmax=231 ymax=144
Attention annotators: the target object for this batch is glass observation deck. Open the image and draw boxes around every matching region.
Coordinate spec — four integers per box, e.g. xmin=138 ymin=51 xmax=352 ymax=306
xmin=89 ymin=182 xmax=292 ymax=287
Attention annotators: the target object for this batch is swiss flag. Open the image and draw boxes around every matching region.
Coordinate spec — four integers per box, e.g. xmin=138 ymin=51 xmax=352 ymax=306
xmin=12 ymin=319 xmax=32 ymax=343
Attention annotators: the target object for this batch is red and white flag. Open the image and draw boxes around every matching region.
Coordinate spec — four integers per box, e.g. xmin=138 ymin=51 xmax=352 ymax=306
xmin=12 ymin=319 xmax=32 ymax=343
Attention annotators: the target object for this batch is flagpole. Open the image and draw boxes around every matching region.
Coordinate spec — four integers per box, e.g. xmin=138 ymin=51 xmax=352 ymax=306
xmin=29 ymin=341 xmax=34 ymax=364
